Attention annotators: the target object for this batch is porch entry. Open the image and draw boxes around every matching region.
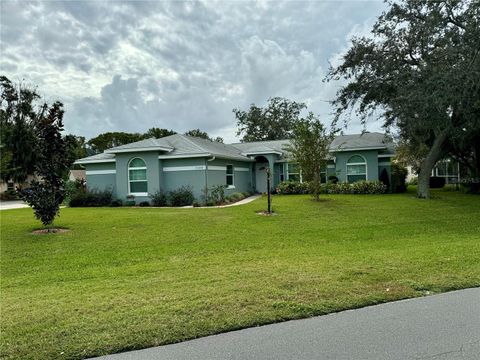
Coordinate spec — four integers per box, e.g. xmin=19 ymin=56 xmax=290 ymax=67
xmin=254 ymin=155 xmax=269 ymax=193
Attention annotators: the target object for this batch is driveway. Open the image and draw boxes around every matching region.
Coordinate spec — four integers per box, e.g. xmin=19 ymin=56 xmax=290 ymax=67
xmin=94 ymin=287 xmax=480 ymax=360
xmin=0 ymin=200 xmax=29 ymax=210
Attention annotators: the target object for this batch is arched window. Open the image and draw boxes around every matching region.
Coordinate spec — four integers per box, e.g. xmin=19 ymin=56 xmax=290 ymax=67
xmin=128 ymin=158 xmax=148 ymax=195
xmin=346 ymin=155 xmax=367 ymax=182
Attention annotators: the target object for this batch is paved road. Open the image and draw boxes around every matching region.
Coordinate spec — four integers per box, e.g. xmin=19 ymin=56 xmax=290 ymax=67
xmin=95 ymin=288 xmax=480 ymax=360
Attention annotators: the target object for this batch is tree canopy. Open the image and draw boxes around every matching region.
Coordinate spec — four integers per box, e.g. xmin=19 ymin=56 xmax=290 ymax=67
xmin=287 ymin=113 xmax=335 ymax=201
xmin=19 ymin=102 xmax=73 ymax=226
xmin=0 ymin=76 xmax=39 ymax=183
xmin=234 ymin=97 xmax=307 ymax=142
xmin=327 ymin=0 xmax=480 ymax=198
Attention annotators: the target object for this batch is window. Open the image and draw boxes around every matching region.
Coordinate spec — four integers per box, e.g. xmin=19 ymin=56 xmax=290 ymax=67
xmin=346 ymin=155 xmax=367 ymax=183
xmin=279 ymin=163 xmax=285 ymax=182
xmin=128 ymin=158 xmax=147 ymax=195
xmin=287 ymin=163 xmax=302 ymax=182
xmin=226 ymin=165 xmax=234 ymax=187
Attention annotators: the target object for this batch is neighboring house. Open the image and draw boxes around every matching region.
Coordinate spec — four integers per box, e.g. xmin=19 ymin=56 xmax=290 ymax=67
xmin=74 ymin=132 xmax=395 ymax=203
xmin=68 ymin=170 xmax=86 ymax=182
xmin=0 ymin=175 xmax=37 ymax=193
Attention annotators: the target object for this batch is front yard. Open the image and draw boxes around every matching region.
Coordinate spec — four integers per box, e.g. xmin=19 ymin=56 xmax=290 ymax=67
xmin=1 ymin=189 xmax=480 ymax=359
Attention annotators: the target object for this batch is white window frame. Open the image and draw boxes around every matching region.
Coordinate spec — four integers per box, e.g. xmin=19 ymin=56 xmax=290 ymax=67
xmin=287 ymin=163 xmax=302 ymax=183
xmin=346 ymin=155 xmax=367 ymax=182
xmin=226 ymin=164 xmax=235 ymax=188
xmin=128 ymin=157 xmax=148 ymax=196
xmin=279 ymin=163 xmax=285 ymax=182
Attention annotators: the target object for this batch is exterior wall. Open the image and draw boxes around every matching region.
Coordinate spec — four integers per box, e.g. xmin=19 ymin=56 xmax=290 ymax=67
xmin=205 ymin=158 xmax=253 ymax=196
xmin=85 ymin=163 xmax=116 ymax=195
xmin=161 ymin=158 xmax=208 ymax=200
xmin=334 ymin=150 xmax=379 ymax=182
xmin=115 ymin=151 xmax=161 ymax=202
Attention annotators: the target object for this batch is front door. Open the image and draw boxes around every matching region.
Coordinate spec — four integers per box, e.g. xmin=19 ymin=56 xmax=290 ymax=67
xmin=255 ymin=163 xmax=268 ymax=193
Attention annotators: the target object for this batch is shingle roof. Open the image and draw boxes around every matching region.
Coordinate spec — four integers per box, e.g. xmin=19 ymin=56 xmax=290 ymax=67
xmin=230 ymin=140 xmax=291 ymax=155
xmin=75 ymin=152 xmax=115 ymax=164
xmin=330 ymin=132 xmax=394 ymax=152
xmin=75 ymin=134 xmax=254 ymax=164
xmin=104 ymin=138 xmax=174 ymax=153
xmin=75 ymin=132 xmax=395 ymax=164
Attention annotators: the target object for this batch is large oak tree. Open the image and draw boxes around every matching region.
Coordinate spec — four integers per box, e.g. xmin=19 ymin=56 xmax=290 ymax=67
xmin=327 ymin=0 xmax=480 ymax=198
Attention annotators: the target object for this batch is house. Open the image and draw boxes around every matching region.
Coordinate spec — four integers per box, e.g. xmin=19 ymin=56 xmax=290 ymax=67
xmin=74 ymin=132 xmax=395 ymax=203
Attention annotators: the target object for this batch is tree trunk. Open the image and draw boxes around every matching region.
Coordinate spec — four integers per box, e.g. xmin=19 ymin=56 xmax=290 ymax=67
xmin=417 ymin=130 xmax=449 ymax=199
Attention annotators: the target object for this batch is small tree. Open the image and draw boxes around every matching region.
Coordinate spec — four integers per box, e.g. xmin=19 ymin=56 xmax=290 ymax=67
xmin=19 ymin=102 xmax=72 ymax=227
xmin=287 ymin=113 xmax=335 ymax=201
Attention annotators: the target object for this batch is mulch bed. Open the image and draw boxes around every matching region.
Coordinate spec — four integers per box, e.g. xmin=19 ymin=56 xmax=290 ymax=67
xmin=31 ymin=228 xmax=70 ymax=235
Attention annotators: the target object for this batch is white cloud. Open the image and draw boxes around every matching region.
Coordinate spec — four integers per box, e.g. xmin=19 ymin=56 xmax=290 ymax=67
xmin=1 ymin=0 xmax=388 ymax=141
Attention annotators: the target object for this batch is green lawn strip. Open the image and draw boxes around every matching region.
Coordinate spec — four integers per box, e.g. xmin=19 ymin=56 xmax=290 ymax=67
xmin=1 ymin=189 xmax=479 ymax=359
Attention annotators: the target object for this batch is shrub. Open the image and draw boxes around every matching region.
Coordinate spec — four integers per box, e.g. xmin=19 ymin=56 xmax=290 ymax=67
xmin=227 ymin=192 xmax=245 ymax=202
xmin=352 ymin=180 xmax=387 ymax=194
xmin=276 ymin=180 xmax=310 ymax=194
xmin=125 ymin=200 xmax=136 ymax=206
xmin=168 ymin=186 xmax=194 ymax=206
xmin=430 ymin=176 xmax=446 ymax=188
xmin=328 ymin=175 xmax=339 ymax=184
xmin=69 ymin=188 xmax=113 ymax=207
xmin=110 ymin=199 xmax=123 ymax=207
xmin=325 ymin=181 xmax=386 ymax=195
xmin=242 ymin=191 xmax=252 ymax=198
xmin=391 ymin=163 xmax=408 ymax=193
xmin=379 ymin=168 xmax=390 ymax=190
xmin=150 ymin=190 xmax=168 ymax=206
xmin=409 ymin=176 xmax=418 ymax=185
xmin=209 ymin=184 xmax=226 ymax=205
xmin=64 ymin=179 xmax=86 ymax=204
xmin=139 ymin=201 xmax=150 ymax=207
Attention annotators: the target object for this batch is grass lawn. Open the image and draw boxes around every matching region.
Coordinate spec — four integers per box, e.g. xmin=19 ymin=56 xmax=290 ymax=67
xmin=1 ymin=188 xmax=480 ymax=359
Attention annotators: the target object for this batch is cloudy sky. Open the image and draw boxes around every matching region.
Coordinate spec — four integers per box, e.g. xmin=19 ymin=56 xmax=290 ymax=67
xmin=1 ymin=0 xmax=387 ymax=142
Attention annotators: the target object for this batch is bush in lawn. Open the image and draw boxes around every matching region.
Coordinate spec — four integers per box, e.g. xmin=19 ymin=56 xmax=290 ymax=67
xmin=69 ymin=189 xmax=113 ymax=207
xmin=227 ymin=192 xmax=245 ymax=203
xmin=168 ymin=186 xmax=194 ymax=206
xmin=150 ymin=190 xmax=168 ymax=206
xmin=391 ymin=163 xmax=408 ymax=193
xmin=139 ymin=201 xmax=150 ymax=207
xmin=276 ymin=180 xmax=310 ymax=194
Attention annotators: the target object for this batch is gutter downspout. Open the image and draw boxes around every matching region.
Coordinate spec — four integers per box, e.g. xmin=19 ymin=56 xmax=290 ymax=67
xmin=205 ymin=156 xmax=215 ymax=202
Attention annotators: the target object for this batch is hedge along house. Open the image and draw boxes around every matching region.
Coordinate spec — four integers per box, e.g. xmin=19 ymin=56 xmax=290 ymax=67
xmin=74 ymin=132 xmax=395 ymax=203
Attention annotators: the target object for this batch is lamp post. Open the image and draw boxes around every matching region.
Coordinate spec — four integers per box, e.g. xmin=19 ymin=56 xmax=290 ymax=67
xmin=266 ymin=167 xmax=271 ymax=213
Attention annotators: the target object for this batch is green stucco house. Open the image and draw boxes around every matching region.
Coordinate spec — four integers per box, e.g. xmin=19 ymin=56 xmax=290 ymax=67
xmin=75 ymin=132 xmax=395 ymax=203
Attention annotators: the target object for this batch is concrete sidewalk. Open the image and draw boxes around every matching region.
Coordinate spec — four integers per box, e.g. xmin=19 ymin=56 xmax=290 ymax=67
xmin=94 ymin=287 xmax=480 ymax=360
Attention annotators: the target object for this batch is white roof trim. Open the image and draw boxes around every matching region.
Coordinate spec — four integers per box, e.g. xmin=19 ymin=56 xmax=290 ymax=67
xmin=331 ymin=146 xmax=386 ymax=152
xmin=74 ymin=158 xmax=116 ymax=164
xmin=106 ymin=146 xmax=173 ymax=154
xmin=158 ymin=153 xmax=211 ymax=159
xmin=378 ymin=154 xmax=395 ymax=158
xmin=241 ymin=150 xmax=283 ymax=156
